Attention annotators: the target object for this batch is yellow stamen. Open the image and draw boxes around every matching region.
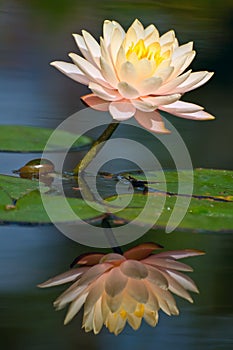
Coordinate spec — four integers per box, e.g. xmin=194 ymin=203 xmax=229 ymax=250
xmin=126 ymin=39 xmax=170 ymax=66
xmin=119 ymin=309 xmax=127 ymax=320
xmin=134 ymin=304 xmax=145 ymax=317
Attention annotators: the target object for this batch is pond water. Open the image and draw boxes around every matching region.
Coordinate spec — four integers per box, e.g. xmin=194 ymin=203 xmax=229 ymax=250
xmin=0 ymin=1 xmax=233 ymax=349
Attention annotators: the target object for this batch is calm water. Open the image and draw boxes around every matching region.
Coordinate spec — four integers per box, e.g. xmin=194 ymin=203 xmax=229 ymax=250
xmin=0 ymin=1 xmax=233 ymax=349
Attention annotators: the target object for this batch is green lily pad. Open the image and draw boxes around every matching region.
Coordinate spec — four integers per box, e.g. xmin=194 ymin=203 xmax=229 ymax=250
xmin=121 ymin=168 xmax=233 ymax=199
xmin=0 ymin=125 xmax=92 ymax=152
xmin=106 ymin=169 xmax=233 ymax=233
xmin=0 ymin=169 xmax=232 ymax=231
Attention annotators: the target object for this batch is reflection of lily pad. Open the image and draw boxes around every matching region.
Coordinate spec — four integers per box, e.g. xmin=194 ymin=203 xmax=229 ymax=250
xmin=106 ymin=193 xmax=233 ymax=233
xmin=0 ymin=125 xmax=92 ymax=152
xmin=0 ymin=174 xmax=48 ymax=200
xmin=0 ymin=174 xmax=103 ymax=224
xmin=0 ymin=190 xmax=104 ymax=224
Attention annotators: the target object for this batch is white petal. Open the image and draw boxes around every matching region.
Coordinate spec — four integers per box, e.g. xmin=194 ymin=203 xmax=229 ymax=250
xmin=176 ymin=71 xmax=209 ymax=90
xmin=141 ymin=94 xmax=181 ymax=106
xmin=124 ymin=26 xmax=137 ymax=51
xmin=103 ymin=20 xmax=114 ymax=47
xmin=170 ymin=52 xmax=193 ymax=79
xmin=100 ymin=57 xmax=119 ymax=88
xmin=172 ymin=42 xmax=193 ymax=60
xmin=168 ymin=109 xmax=215 ymax=120
xmin=160 ymin=42 xmax=173 ymax=55
xmin=103 ymin=20 xmax=125 ymax=47
xmin=134 ymin=109 xmax=171 ymax=134
xmin=176 ymin=50 xmax=196 ymax=76
xmin=155 ymin=69 xmax=192 ymax=94
xmin=144 ymin=25 xmax=159 ymax=45
xmin=89 ymin=82 xmax=121 ymax=101
xmin=81 ymin=94 xmax=110 ymax=111
xmin=144 ymin=24 xmax=159 ymax=38
xmin=134 ymin=58 xmax=156 ymax=81
xmin=118 ymin=61 xmax=137 ymax=85
xmin=72 ymin=34 xmax=95 ymax=65
xmin=159 ymin=30 xmax=175 ymax=45
xmin=69 ymin=53 xmax=112 ymax=88
xmin=50 ymin=61 xmax=89 ymax=85
xmin=118 ymin=82 xmax=140 ymax=99
xmin=82 ymin=30 xmax=101 ymax=68
xmin=109 ymin=101 xmax=136 ymax=120
xmin=64 ymin=292 xmax=88 ymax=325
xmin=116 ymin=45 xmax=127 ymax=72
xmin=177 ymin=71 xmax=214 ymax=93
xmin=138 ymin=76 xmax=162 ymax=95
xmin=110 ymin=27 xmax=124 ymax=64
xmin=160 ymin=100 xmax=204 ymax=114
xmin=155 ymin=66 xmax=174 ymax=83
xmin=131 ymin=99 xmax=157 ymax=112
xmin=131 ymin=19 xmax=144 ymax=40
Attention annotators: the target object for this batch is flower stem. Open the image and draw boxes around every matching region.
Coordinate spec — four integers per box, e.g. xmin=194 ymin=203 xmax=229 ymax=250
xmin=73 ymin=122 xmax=120 ymax=175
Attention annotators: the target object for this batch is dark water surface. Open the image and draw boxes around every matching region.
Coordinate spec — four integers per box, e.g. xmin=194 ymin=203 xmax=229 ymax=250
xmin=0 ymin=1 xmax=233 ymax=349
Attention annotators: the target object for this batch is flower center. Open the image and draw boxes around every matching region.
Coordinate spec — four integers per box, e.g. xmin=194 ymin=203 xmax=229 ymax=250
xmin=126 ymin=39 xmax=170 ymax=66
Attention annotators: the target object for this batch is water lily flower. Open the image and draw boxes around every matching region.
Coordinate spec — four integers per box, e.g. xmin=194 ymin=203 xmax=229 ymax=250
xmin=38 ymin=243 xmax=204 ymax=335
xmin=51 ymin=19 xmax=214 ymax=133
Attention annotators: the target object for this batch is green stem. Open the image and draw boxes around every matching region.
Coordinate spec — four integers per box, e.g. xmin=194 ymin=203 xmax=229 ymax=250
xmin=73 ymin=122 xmax=120 ymax=174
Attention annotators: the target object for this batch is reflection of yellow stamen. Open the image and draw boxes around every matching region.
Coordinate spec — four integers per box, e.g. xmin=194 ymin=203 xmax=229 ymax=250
xmin=120 ymin=309 xmax=127 ymax=320
xmin=134 ymin=304 xmax=145 ymax=317
xmin=126 ymin=39 xmax=170 ymax=66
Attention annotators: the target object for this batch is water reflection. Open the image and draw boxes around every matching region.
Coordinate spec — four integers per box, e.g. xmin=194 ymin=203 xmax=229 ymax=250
xmin=0 ymin=228 xmax=232 ymax=349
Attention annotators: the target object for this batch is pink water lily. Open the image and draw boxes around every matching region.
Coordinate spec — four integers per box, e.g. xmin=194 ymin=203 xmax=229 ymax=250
xmin=51 ymin=19 xmax=214 ymax=133
xmin=38 ymin=243 xmax=204 ymax=335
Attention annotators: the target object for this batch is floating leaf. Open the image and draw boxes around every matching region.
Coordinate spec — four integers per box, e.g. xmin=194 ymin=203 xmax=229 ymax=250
xmin=0 ymin=169 xmax=232 ymax=231
xmin=0 ymin=125 xmax=92 ymax=152
xmin=106 ymin=169 xmax=233 ymax=233
xmin=121 ymin=168 xmax=233 ymax=199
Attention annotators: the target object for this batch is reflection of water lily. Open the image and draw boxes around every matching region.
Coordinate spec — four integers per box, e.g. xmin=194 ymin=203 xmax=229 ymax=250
xmin=38 ymin=243 xmax=204 ymax=335
xmin=51 ymin=19 xmax=214 ymax=133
